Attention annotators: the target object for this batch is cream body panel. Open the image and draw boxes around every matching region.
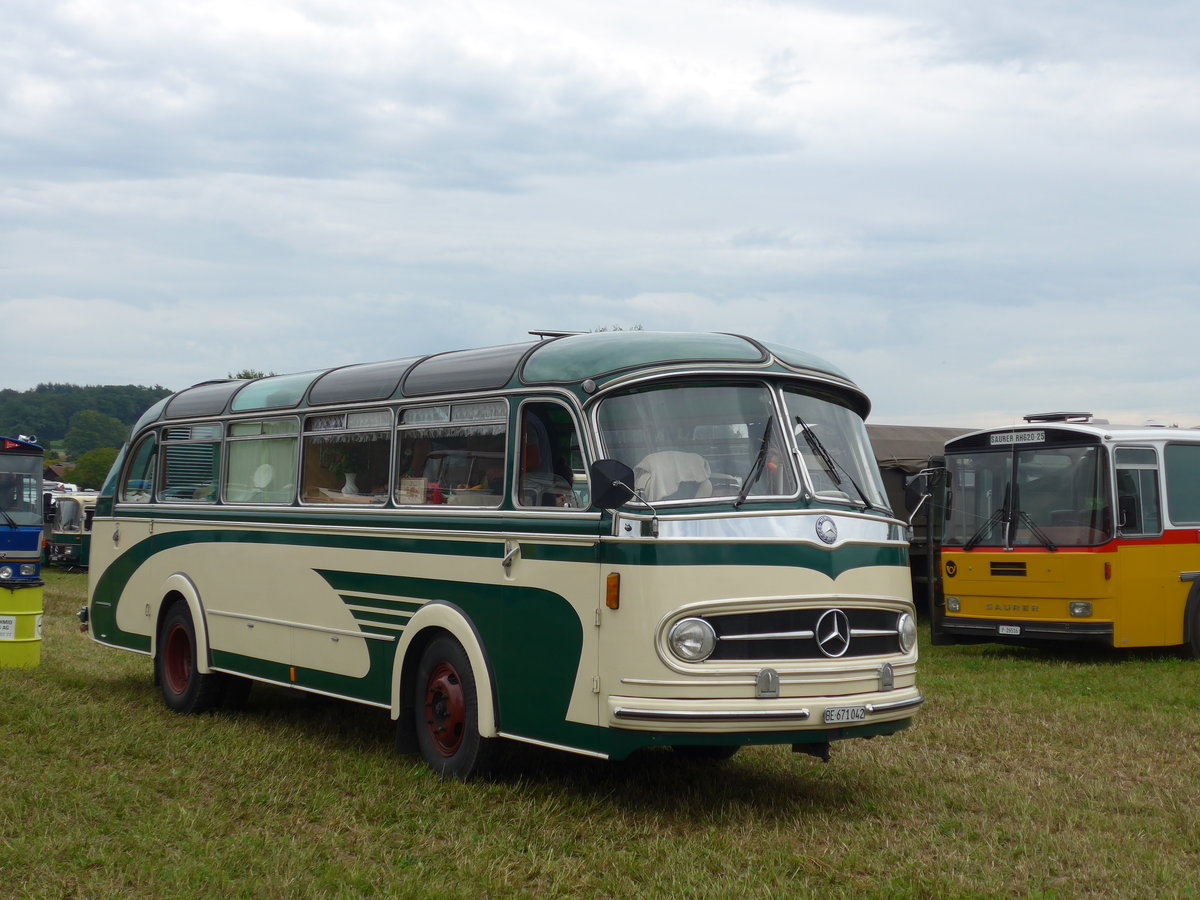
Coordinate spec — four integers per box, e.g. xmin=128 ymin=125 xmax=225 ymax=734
xmin=98 ymin=517 xmax=601 ymax=714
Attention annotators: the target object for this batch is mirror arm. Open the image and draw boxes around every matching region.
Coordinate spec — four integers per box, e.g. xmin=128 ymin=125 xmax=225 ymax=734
xmin=622 ymin=482 xmax=660 ymax=537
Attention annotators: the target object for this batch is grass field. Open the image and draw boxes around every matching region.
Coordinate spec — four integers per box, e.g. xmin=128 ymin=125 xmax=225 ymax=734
xmin=3 ymin=571 xmax=1199 ymax=898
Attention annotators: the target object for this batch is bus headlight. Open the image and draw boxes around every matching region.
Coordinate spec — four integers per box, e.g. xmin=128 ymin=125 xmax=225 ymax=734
xmin=897 ymin=613 xmax=916 ymax=653
xmin=19 ymin=564 xmax=37 ymax=577
xmin=668 ymin=617 xmax=717 ymax=662
xmin=1069 ymin=602 xmax=1093 ymax=618
xmin=946 ymin=596 xmax=960 ymax=612
xmin=0 ymin=566 xmax=12 ymax=580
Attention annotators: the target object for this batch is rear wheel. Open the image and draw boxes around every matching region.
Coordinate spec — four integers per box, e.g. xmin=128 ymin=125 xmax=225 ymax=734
xmin=156 ymin=602 xmax=222 ymax=714
xmin=414 ymin=636 xmax=495 ymax=780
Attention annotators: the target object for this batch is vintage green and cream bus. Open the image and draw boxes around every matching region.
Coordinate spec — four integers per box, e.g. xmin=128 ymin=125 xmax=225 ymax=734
xmin=46 ymin=492 xmax=98 ymax=569
xmin=84 ymin=331 xmax=921 ymax=778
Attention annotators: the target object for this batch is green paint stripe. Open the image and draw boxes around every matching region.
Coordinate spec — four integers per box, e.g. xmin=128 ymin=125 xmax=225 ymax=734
xmin=602 ymin=541 xmax=907 ymax=578
xmin=337 ymin=593 xmax=422 ymax=614
xmin=349 ymin=608 xmax=410 ymax=626
xmin=113 ymin=506 xmax=605 ymax=538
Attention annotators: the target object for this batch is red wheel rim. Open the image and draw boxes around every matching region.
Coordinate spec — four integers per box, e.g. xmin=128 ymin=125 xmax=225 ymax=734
xmin=422 ymin=661 xmax=466 ymax=757
xmin=163 ymin=623 xmax=193 ymax=696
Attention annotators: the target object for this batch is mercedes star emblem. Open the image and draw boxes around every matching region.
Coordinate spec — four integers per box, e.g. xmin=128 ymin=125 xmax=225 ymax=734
xmin=815 ymin=516 xmax=838 ymax=544
xmin=815 ymin=609 xmax=851 ymax=658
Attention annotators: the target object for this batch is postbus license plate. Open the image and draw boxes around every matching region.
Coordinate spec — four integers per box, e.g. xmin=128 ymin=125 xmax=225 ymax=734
xmin=998 ymin=624 xmax=1021 ymax=636
xmin=824 ymin=705 xmax=867 ymax=724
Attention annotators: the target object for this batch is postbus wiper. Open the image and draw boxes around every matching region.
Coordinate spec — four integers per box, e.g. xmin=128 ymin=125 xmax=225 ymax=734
xmin=1016 ymin=510 xmax=1057 ymax=552
xmin=734 ymin=414 xmax=775 ymax=509
xmin=964 ymin=482 xmax=1009 ymax=551
xmin=794 ymin=416 xmax=874 ymax=510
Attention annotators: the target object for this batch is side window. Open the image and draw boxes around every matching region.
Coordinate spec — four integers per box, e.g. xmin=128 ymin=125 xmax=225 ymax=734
xmin=160 ymin=424 xmax=222 ymax=503
xmin=225 ymin=419 xmax=299 ymax=504
xmin=1115 ymin=447 xmax=1161 ymax=537
xmin=301 ymin=410 xmax=392 ymax=505
xmin=1165 ymin=443 xmax=1200 ymax=525
xmin=396 ymin=401 xmax=506 ymax=507
xmin=121 ymin=434 xmax=157 ymax=503
xmin=518 ymin=401 xmax=585 ymax=509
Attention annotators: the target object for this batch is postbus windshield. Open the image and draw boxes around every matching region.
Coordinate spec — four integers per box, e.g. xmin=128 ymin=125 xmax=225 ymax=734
xmin=943 ymin=444 xmax=1111 ymax=548
xmin=0 ymin=455 xmax=43 ymax=527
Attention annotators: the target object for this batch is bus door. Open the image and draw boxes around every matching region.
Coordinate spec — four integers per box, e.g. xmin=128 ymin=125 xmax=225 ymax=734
xmin=501 ymin=399 xmax=603 ymax=735
xmin=1113 ymin=447 xmax=1169 ymax=646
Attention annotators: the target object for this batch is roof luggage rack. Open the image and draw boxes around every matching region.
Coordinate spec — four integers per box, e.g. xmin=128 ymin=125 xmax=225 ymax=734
xmin=1023 ymin=412 xmax=1095 ymax=424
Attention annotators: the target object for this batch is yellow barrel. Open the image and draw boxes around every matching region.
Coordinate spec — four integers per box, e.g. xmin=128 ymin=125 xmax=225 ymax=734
xmin=0 ymin=584 xmax=43 ymax=668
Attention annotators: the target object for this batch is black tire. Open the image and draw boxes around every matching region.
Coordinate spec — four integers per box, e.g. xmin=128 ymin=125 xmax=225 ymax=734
xmin=156 ymin=602 xmax=222 ymax=714
xmin=1183 ymin=587 xmax=1200 ymax=660
xmin=413 ymin=635 xmax=495 ymax=780
xmin=671 ymin=744 xmax=740 ymax=763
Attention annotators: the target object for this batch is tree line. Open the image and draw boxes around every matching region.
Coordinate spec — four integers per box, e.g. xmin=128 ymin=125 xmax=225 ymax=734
xmin=0 ymin=384 xmax=173 ymax=488
xmin=0 ymin=383 xmax=171 ymax=450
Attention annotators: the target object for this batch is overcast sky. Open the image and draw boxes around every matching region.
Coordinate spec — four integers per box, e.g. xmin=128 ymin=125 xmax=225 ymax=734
xmin=3 ymin=0 xmax=1198 ymax=428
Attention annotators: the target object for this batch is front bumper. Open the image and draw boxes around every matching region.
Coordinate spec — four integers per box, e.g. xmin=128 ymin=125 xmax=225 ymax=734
xmin=608 ymin=689 xmax=923 ymax=732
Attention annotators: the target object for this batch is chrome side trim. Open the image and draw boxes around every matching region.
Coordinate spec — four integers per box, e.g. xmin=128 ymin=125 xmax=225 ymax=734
xmin=866 ymin=695 xmax=924 ymax=714
xmin=614 ymin=707 xmax=811 ymax=722
xmin=207 ymin=609 xmax=396 ymax=642
xmin=496 ymin=732 xmax=610 ymax=759
xmin=209 ymin=669 xmax=392 ymax=709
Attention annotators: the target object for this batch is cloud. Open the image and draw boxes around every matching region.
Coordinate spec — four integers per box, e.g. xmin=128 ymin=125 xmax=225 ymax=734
xmin=0 ymin=1 xmax=1197 ymax=431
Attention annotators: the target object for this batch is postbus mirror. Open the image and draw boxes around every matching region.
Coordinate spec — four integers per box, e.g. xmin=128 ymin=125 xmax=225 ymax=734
xmin=589 ymin=459 xmax=637 ymax=510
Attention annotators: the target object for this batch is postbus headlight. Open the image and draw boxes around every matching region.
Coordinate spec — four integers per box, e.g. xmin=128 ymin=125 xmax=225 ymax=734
xmin=897 ymin=613 xmax=917 ymax=653
xmin=0 ymin=566 xmax=12 ymax=580
xmin=668 ymin=617 xmax=717 ymax=662
xmin=1069 ymin=602 xmax=1093 ymax=618
xmin=946 ymin=596 xmax=960 ymax=612
xmin=19 ymin=564 xmax=37 ymax=577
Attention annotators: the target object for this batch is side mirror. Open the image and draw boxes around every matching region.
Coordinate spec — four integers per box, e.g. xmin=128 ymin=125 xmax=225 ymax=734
xmin=588 ymin=459 xmax=636 ymax=510
xmin=903 ymin=473 xmax=930 ymax=514
xmin=903 ymin=467 xmax=945 ymax=526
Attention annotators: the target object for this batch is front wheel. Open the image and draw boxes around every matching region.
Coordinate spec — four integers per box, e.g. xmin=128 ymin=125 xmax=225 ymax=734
xmin=413 ymin=635 xmax=496 ymax=780
xmin=156 ymin=602 xmax=222 ymax=714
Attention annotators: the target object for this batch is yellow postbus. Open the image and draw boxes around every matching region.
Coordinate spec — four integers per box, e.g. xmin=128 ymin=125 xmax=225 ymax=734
xmin=84 ymin=331 xmax=922 ymax=778
xmin=936 ymin=412 xmax=1200 ymax=655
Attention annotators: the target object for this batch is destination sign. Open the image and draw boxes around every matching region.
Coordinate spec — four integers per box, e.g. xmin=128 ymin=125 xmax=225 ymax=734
xmin=990 ymin=430 xmax=1045 ymax=446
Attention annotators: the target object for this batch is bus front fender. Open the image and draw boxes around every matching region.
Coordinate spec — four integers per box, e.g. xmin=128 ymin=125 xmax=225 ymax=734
xmin=391 ymin=601 xmax=498 ymax=739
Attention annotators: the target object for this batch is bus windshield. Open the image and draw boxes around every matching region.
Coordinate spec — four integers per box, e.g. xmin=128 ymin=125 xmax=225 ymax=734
xmin=782 ymin=386 xmax=888 ymax=511
xmin=596 ymin=383 xmax=797 ymax=502
xmin=0 ymin=456 xmax=43 ymax=528
xmin=944 ymin=445 xmax=1111 ymax=548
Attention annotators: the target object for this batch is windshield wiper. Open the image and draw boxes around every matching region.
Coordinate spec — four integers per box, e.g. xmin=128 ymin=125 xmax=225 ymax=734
xmin=964 ymin=482 xmax=1010 ymax=550
xmin=794 ymin=416 xmax=874 ymax=510
xmin=734 ymin=414 xmax=775 ymax=509
xmin=0 ymin=507 xmax=17 ymax=529
xmin=1016 ymin=509 xmax=1058 ymax=551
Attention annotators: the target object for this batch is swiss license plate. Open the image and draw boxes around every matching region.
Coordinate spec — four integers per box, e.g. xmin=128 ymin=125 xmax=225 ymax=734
xmin=998 ymin=624 xmax=1021 ymax=636
xmin=824 ymin=705 xmax=867 ymax=724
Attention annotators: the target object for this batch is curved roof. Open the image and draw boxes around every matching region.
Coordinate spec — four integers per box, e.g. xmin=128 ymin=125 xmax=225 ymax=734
xmin=155 ymin=331 xmax=869 ymax=421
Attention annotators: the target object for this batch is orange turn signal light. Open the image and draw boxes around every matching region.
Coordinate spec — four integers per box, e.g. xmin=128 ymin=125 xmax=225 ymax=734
xmin=606 ymin=573 xmax=620 ymax=610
